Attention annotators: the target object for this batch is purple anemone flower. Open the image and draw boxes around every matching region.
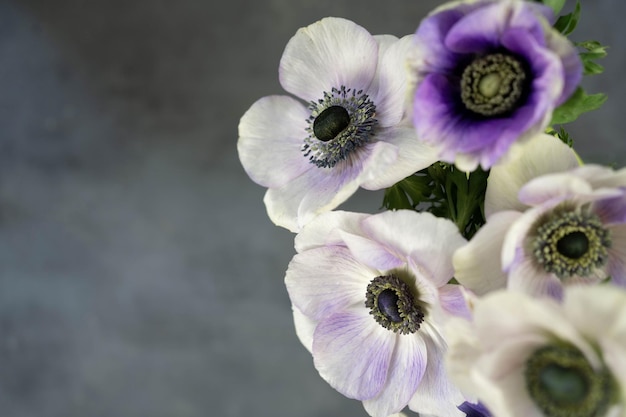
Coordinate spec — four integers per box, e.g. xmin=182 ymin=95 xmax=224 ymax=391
xmin=238 ymin=17 xmax=438 ymax=232
xmin=285 ymin=210 xmax=470 ymax=417
xmin=409 ymin=0 xmax=582 ymax=171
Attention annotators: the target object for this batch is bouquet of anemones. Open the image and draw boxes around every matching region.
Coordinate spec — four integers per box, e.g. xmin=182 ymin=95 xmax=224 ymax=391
xmin=237 ymin=1 xmax=625 ymax=416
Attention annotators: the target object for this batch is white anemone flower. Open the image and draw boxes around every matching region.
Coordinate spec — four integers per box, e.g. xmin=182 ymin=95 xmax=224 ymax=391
xmin=238 ymin=17 xmax=438 ymax=232
xmin=285 ymin=210 xmax=470 ymax=417
xmin=453 ymin=133 xmax=626 ymax=298
xmin=446 ymin=286 xmax=626 ymax=417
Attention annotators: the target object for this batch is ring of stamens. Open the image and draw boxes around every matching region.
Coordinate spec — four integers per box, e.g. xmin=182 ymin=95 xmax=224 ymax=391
xmin=302 ymin=86 xmax=377 ymax=168
xmin=525 ymin=343 xmax=615 ymax=417
xmin=365 ymin=274 xmax=424 ymax=335
xmin=460 ymin=53 xmax=528 ymax=117
xmin=531 ymin=207 xmax=611 ymax=279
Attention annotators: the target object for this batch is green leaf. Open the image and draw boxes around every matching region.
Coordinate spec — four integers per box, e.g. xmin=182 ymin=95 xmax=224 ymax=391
xmin=382 ymin=183 xmax=413 ymax=210
xmin=542 ymin=0 xmax=567 ymax=16
xmin=553 ymin=1 xmax=580 ymax=35
xmin=577 ymin=40 xmax=608 ymax=76
xmin=550 ymin=87 xmax=607 ymax=125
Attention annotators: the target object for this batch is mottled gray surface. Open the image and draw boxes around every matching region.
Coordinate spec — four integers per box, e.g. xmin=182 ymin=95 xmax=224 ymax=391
xmin=0 ymin=0 xmax=624 ymax=416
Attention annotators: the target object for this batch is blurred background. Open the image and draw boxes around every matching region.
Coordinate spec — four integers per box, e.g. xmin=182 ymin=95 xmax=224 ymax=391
xmin=0 ymin=0 xmax=623 ymax=416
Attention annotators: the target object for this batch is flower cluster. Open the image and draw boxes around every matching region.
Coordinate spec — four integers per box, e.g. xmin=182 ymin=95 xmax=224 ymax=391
xmin=237 ymin=1 xmax=624 ymax=417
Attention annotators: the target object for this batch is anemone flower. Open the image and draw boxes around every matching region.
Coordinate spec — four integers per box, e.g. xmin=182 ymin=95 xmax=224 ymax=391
xmin=409 ymin=0 xmax=582 ymax=171
xmin=238 ymin=17 xmax=438 ymax=232
xmin=446 ymin=286 xmax=626 ymax=417
xmin=285 ymin=210 xmax=469 ymax=417
xmin=453 ymin=133 xmax=626 ymax=299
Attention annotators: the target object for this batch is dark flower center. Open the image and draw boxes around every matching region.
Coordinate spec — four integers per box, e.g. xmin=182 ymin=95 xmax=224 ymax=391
xmin=313 ymin=105 xmax=351 ymax=142
xmin=460 ymin=53 xmax=528 ymax=117
xmin=302 ymin=86 xmax=377 ymax=168
xmin=525 ymin=344 xmax=616 ymax=417
xmin=365 ymin=274 xmax=424 ymax=334
xmin=556 ymin=231 xmax=589 ymax=260
xmin=532 ymin=208 xmax=611 ymax=279
xmin=376 ymin=289 xmax=402 ymax=323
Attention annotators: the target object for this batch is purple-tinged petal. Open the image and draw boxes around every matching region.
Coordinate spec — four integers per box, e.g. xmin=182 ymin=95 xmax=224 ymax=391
xmin=501 ymin=28 xmax=564 ymax=103
xmin=594 ymin=194 xmax=626 ymax=224
xmin=238 ymin=95 xmax=312 ymax=188
xmin=411 ymin=7 xmax=467 ymax=75
xmin=279 ymin=17 xmax=378 ymax=102
xmin=285 ymin=246 xmax=373 ymax=320
xmin=518 ymin=171 xmax=623 ymax=208
xmin=264 ymin=140 xmax=397 ymax=232
xmin=263 ymin=163 xmax=361 ymax=232
xmin=439 ymin=284 xmax=471 ymax=320
xmin=339 ymin=231 xmax=404 ymax=272
xmin=363 ymin=335 xmax=427 ymax=417
xmin=445 ymin=1 xmax=546 ymax=54
xmin=607 ymin=224 xmax=626 ymax=287
xmin=517 ymin=172 xmax=592 ymax=206
xmin=543 ymin=21 xmax=583 ymax=104
xmin=506 ymin=257 xmax=564 ymax=300
xmin=313 ymin=309 xmax=394 ymax=400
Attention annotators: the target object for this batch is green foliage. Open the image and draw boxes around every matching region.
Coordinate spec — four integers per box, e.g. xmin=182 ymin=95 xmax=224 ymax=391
xmin=577 ymin=40 xmax=608 ymax=76
xmin=541 ymin=0 xmax=567 ymax=16
xmin=383 ymin=164 xmax=489 ymax=240
xmin=553 ymin=0 xmax=580 ymax=35
xmin=550 ymin=87 xmax=608 ymax=125
xmin=546 ymin=126 xmax=574 ymax=147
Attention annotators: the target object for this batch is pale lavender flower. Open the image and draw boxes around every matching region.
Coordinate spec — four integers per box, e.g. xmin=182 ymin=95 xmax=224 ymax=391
xmin=409 ymin=0 xmax=582 ymax=171
xmin=446 ymin=286 xmax=626 ymax=417
xmin=238 ymin=17 xmax=438 ymax=232
xmin=285 ymin=210 xmax=469 ymax=417
xmin=454 ymin=134 xmax=626 ymax=299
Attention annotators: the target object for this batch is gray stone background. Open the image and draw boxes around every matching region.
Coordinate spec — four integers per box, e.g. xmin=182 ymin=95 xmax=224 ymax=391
xmin=0 ymin=0 xmax=623 ymax=416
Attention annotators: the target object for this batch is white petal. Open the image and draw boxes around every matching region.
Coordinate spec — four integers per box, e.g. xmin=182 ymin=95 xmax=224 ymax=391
xmin=360 ymin=126 xmax=440 ymax=191
xmin=473 ymin=337 xmax=546 ymax=417
xmin=454 ymin=211 xmax=521 ymax=295
xmin=279 ymin=17 xmax=378 ymax=102
xmin=363 ymin=335 xmax=427 ymax=417
xmin=313 ymin=309 xmax=395 ymax=400
xmin=408 ymin=337 xmax=465 ymax=417
xmin=369 ymin=34 xmax=414 ymax=127
xmin=339 ymin=230 xmax=405 ymax=272
xmin=475 ymin=291 xmax=599 ymax=366
xmin=294 ymin=210 xmax=369 ymax=253
xmin=444 ymin=316 xmax=482 ymax=397
xmin=263 ymin=160 xmax=362 ymax=232
xmin=292 ymin=306 xmax=316 ymax=353
xmin=361 ymin=211 xmax=466 ymax=287
xmin=563 ymin=285 xmax=626 ymax=349
xmin=285 ymin=246 xmax=374 ymax=320
xmin=485 ymin=133 xmax=579 ymax=217
xmin=237 ymin=95 xmax=312 ymax=188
